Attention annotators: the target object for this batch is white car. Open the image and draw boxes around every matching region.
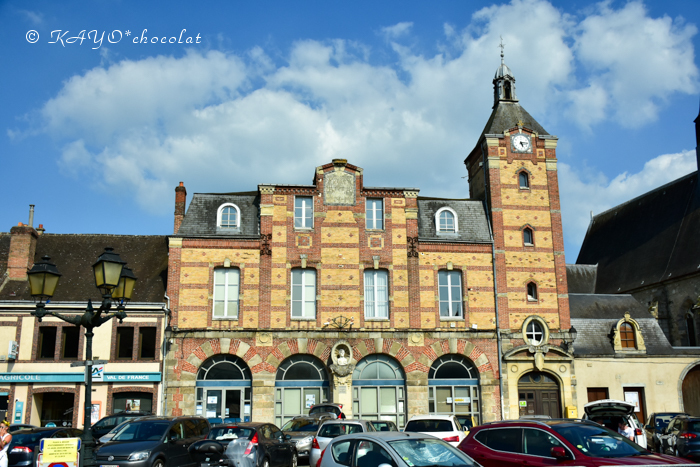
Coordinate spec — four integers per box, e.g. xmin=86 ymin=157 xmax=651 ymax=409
xmin=309 ymin=419 xmax=376 ymax=467
xmin=582 ymin=399 xmax=648 ymax=449
xmin=403 ymin=415 xmax=466 ymax=447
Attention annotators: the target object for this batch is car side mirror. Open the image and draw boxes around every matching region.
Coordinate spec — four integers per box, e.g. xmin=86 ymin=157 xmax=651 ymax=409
xmin=551 ymin=447 xmax=568 ymax=460
xmin=285 ymin=434 xmax=292 ymax=441
xmin=169 ymin=434 xmax=178 ymax=442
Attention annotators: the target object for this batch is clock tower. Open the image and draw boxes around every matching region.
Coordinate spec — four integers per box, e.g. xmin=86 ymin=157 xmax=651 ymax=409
xmin=464 ymin=49 xmax=575 ymax=419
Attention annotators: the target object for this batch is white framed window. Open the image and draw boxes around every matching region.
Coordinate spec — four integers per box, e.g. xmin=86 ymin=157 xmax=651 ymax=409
xmin=291 ymin=269 xmax=316 ymax=318
xmin=213 ymin=268 xmax=240 ymax=318
xmin=527 ymin=282 xmax=538 ymax=301
xmin=366 ymin=198 xmax=384 ymax=230
xmin=435 ymin=207 xmax=458 ymax=233
xmin=438 ymin=270 xmax=463 ymax=317
xmin=519 ymin=171 xmax=530 ymax=189
xmin=217 ymin=203 xmax=241 ymax=229
xmin=294 ymin=196 xmax=313 ymax=229
xmin=523 ymin=227 xmax=534 ymax=246
xmin=525 ymin=320 xmax=544 ymax=345
xmin=364 ymin=270 xmax=389 ymax=319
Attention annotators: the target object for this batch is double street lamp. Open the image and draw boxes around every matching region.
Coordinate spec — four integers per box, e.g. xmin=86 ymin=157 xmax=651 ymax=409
xmin=27 ymin=248 xmax=137 ymax=467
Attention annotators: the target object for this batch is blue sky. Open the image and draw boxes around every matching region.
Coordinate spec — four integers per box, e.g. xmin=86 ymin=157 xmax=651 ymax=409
xmin=1 ymin=0 xmax=699 ymax=261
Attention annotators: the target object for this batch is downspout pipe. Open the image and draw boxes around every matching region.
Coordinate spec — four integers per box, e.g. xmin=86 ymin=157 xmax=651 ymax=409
xmin=480 ymin=140 xmax=506 ymax=421
xmin=161 ymin=293 xmax=173 ymax=416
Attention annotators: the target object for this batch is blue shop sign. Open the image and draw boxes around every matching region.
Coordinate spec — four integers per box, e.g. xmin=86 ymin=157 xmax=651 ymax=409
xmin=0 ymin=373 xmax=161 ymax=383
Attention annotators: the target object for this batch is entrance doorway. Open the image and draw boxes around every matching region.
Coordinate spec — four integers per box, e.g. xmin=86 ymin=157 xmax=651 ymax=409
xmin=35 ymin=392 xmax=75 ymax=427
xmin=202 ymin=389 xmax=242 ymax=420
xmin=518 ymin=372 xmax=561 ymax=418
xmin=196 ymin=354 xmax=252 ymax=422
xmin=682 ymin=364 xmax=700 ymax=416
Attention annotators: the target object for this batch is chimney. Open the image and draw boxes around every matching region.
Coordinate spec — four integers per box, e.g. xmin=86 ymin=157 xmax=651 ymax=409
xmin=174 ymin=182 xmax=187 ymax=234
xmin=8 ymin=222 xmax=38 ymax=281
xmin=28 ymin=205 xmax=35 ymax=227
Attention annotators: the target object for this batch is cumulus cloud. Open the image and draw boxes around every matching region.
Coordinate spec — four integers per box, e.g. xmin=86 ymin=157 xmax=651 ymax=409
xmin=21 ymin=0 xmax=699 ymax=254
xmin=560 ymin=150 xmax=698 ymax=259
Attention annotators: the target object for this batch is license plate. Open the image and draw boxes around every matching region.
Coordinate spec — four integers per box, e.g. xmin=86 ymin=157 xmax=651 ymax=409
xmin=101 ymin=464 xmax=119 ymax=467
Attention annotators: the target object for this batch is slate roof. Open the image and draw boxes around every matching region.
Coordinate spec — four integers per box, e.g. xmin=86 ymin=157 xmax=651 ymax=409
xmin=176 ymin=192 xmax=260 ymax=237
xmin=481 ymin=101 xmax=549 ymax=137
xmin=576 ymin=171 xmax=700 ymax=293
xmin=0 ymin=234 xmax=10 ymax=283
xmin=566 ymin=264 xmax=598 ymax=294
xmin=0 ymin=234 xmax=168 ymax=303
xmin=569 ymin=293 xmax=700 ymax=356
xmin=416 ymin=198 xmax=492 ymax=243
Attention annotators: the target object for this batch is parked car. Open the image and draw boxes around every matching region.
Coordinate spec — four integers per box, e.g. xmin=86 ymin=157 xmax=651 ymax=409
xmin=458 ymin=418 xmax=688 ymax=466
xmin=309 ymin=419 xmax=376 ymax=467
xmin=98 ymin=419 xmax=134 ymax=444
xmin=92 ymin=411 xmax=151 ymax=441
xmin=368 ymin=420 xmax=398 ymax=432
xmin=318 ymin=431 xmax=479 ymax=467
xmin=8 ymin=427 xmax=83 ymax=467
xmin=8 ymin=425 xmax=36 ymax=433
xmin=582 ymin=399 xmax=647 ymax=448
xmin=189 ymin=422 xmax=297 ymax=467
xmin=644 ymin=412 xmax=688 ymax=452
xmin=94 ymin=415 xmax=209 ymax=467
xmin=455 ymin=416 xmax=476 ymax=432
xmin=403 ymin=414 xmax=466 ymax=447
xmin=660 ymin=415 xmax=700 ymax=461
xmin=308 ymin=404 xmax=345 ymax=420
xmin=281 ymin=415 xmax=333 ymax=464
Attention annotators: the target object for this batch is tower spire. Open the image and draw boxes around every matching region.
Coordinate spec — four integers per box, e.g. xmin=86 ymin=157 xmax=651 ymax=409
xmin=493 ymin=37 xmax=518 ymax=107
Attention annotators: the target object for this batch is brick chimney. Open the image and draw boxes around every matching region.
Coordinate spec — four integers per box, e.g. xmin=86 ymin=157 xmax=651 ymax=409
xmin=8 ymin=223 xmax=38 ymax=280
xmin=174 ymin=182 xmax=187 ymax=234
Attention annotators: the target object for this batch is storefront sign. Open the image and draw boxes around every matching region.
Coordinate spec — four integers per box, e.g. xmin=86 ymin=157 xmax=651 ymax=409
xmin=92 ymin=365 xmax=104 ymax=381
xmin=0 ymin=372 xmax=161 ymax=383
xmin=13 ymin=401 xmax=23 ymax=423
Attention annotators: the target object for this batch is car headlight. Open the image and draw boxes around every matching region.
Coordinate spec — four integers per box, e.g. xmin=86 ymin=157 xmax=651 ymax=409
xmin=128 ymin=451 xmax=150 ymax=461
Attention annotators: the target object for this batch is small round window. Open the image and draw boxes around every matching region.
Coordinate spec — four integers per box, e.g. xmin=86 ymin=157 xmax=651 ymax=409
xmin=525 ymin=321 xmax=544 ymax=346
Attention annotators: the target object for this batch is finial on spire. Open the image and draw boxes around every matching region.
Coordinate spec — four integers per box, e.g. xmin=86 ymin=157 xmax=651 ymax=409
xmin=499 ymin=36 xmax=505 ymax=64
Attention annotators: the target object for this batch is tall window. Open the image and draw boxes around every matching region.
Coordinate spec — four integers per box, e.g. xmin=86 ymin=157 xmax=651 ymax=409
xmin=523 ymin=227 xmax=534 ymax=246
xmin=364 ymin=270 xmax=389 ymax=319
xmin=366 ymin=198 xmax=384 ymax=229
xmin=527 ymin=282 xmax=538 ymax=301
xmin=438 ymin=270 xmax=463 ymax=317
xmin=214 ymin=268 xmax=240 ymax=318
xmin=217 ymin=203 xmax=240 ymax=229
xmin=295 ymin=196 xmax=313 ymax=229
xmin=519 ymin=172 xmax=530 ymax=189
xmin=117 ymin=327 xmax=134 ymax=359
xmin=291 ymin=269 xmax=316 ymax=318
xmin=139 ymin=327 xmax=157 ymax=359
xmin=437 ymin=208 xmax=456 ymax=233
xmin=38 ymin=327 xmax=57 ymax=359
xmin=620 ymin=323 xmax=636 ymax=349
xmin=61 ymin=327 xmax=79 ymax=359
xmin=688 ymin=314 xmax=697 ymax=347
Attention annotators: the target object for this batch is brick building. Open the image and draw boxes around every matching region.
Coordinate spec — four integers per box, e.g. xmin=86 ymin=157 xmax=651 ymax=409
xmin=163 ymin=53 xmax=577 ymax=425
xmin=0 ymin=215 xmax=169 ymax=427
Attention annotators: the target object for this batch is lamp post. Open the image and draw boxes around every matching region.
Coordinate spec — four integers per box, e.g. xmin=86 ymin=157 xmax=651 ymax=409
xmin=27 ymin=248 xmax=137 ymax=467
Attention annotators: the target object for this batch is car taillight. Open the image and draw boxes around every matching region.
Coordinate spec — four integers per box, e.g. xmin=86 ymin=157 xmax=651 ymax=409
xmin=443 ymin=436 xmax=460 ymax=443
xmin=680 ymin=433 xmax=698 ymax=439
xmin=10 ymin=446 xmax=32 ymax=454
xmin=317 ymin=447 xmax=326 ymax=467
xmin=244 ymin=433 xmax=259 ymax=455
xmin=635 ymin=428 xmax=643 ymax=436
xmin=312 ymin=437 xmax=320 ymax=450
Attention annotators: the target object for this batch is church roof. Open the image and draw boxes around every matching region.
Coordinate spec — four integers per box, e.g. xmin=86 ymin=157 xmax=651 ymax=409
xmin=481 ymin=101 xmax=549 ymax=137
xmin=576 ymin=171 xmax=700 ymax=293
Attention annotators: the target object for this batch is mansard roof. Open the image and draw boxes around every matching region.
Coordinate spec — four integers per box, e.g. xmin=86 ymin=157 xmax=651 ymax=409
xmin=417 ymin=198 xmax=492 ymax=243
xmin=176 ymin=192 xmax=260 ymax=238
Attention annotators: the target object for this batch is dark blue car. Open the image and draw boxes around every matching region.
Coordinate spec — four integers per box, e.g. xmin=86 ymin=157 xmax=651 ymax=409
xmin=661 ymin=415 xmax=700 ymax=462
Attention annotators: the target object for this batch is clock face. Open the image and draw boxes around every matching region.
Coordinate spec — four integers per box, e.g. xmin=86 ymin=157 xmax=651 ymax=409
xmin=511 ymin=134 xmax=532 ymax=153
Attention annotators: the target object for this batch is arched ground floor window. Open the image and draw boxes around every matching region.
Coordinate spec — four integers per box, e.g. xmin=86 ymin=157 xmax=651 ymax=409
xmin=352 ymin=355 xmax=406 ymax=427
xmin=428 ymin=354 xmax=480 ymax=428
xmin=275 ymin=355 xmax=330 ymax=426
xmin=196 ymin=354 xmax=252 ymax=422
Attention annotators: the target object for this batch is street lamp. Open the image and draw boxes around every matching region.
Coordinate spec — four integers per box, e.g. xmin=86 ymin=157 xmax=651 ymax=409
xmin=28 ymin=248 xmax=137 ymax=467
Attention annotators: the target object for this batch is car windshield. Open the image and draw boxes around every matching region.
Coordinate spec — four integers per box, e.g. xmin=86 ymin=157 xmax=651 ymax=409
xmin=653 ymin=415 xmax=676 ymax=430
xmin=371 ymin=422 xmax=395 ymax=432
xmin=10 ymin=431 xmax=48 ymax=447
xmin=112 ymin=421 xmax=170 ymax=442
xmin=318 ymin=424 xmax=364 ymax=438
xmin=551 ymin=424 xmax=647 ymax=458
xmin=281 ymin=419 xmax=320 ymax=432
xmin=405 ymin=420 xmax=454 ymax=432
xmin=389 ymin=438 xmax=477 ymax=467
xmin=309 ymin=406 xmax=339 ymax=415
xmin=689 ymin=421 xmax=700 ymax=432
xmin=209 ymin=427 xmax=255 ymax=441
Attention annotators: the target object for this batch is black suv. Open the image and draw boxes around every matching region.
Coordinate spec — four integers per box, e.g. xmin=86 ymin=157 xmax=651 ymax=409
xmin=644 ymin=412 xmax=688 ymax=452
xmin=661 ymin=415 xmax=700 ymax=461
xmin=94 ymin=416 xmax=210 ymax=467
xmin=92 ymin=411 xmax=151 ymax=441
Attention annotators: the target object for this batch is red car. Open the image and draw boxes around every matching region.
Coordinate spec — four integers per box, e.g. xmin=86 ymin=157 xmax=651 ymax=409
xmin=458 ymin=419 xmax=691 ymax=466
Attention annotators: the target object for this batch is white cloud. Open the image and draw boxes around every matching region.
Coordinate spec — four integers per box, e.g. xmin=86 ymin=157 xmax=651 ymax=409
xmin=382 ymin=22 xmax=413 ymax=40
xmin=560 ymin=150 xmax=698 ymax=259
xmin=18 ymin=9 xmax=43 ymax=25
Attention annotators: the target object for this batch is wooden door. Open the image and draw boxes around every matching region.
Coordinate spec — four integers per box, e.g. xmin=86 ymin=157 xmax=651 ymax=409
xmin=539 ymin=390 xmax=561 ymax=418
xmin=587 ymin=387 xmax=609 ymax=402
xmin=682 ymin=365 xmax=700 ymax=416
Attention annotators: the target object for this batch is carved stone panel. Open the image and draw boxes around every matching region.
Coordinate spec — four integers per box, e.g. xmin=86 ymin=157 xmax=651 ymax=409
xmin=324 ymin=170 xmax=355 ymax=206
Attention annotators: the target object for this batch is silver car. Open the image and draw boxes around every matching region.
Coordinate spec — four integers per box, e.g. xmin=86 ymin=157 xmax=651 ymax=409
xmin=318 ymin=432 xmax=480 ymax=467
xmin=309 ymin=420 xmax=376 ymax=467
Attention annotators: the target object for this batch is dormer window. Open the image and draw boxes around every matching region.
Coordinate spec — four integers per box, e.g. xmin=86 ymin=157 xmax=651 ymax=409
xmin=436 ymin=207 xmax=458 ymax=233
xmin=620 ymin=323 xmax=636 ymax=349
xmin=519 ymin=171 xmax=530 ymax=189
xmin=613 ymin=313 xmax=646 ymax=353
xmin=217 ymin=203 xmax=241 ymax=229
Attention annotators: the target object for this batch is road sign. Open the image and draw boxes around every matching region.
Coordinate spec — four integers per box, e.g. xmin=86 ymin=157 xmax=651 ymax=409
xmin=69 ymin=360 xmax=107 ymax=367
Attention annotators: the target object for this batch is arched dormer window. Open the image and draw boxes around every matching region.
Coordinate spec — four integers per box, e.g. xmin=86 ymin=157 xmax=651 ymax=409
xmin=217 ymin=203 xmax=241 ymax=229
xmin=523 ymin=227 xmax=534 ymax=246
xmin=527 ymin=282 xmax=538 ymax=302
xmin=519 ymin=171 xmax=530 ymax=189
xmin=436 ymin=207 xmax=458 ymax=233
xmin=613 ymin=313 xmax=646 ymax=352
